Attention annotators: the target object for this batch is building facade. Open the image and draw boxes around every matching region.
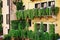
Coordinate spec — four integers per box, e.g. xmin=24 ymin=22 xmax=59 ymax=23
xmin=1 ymin=0 xmax=60 ymax=35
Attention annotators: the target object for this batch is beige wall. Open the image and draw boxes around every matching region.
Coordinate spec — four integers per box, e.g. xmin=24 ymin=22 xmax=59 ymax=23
xmin=55 ymin=0 xmax=60 ymax=35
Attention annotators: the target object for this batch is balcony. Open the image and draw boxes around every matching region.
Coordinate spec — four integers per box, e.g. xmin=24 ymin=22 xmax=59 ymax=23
xmin=16 ymin=7 xmax=59 ymax=20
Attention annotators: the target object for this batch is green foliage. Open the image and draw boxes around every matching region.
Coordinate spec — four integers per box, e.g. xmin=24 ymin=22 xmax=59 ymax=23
xmin=16 ymin=0 xmax=23 ymax=10
xmin=9 ymin=29 xmax=19 ymax=37
xmin=0 ymin=23 xmax=2 ymax=32
xmin=44 ymin=32 xmax=49 ymax=40
xmin=55 ymin=7 xmax=59 ymax=15
xmin=11 ymin=20 xmax=19 ymax=30
xmin=4 ymin=35 xmax=11 ymax=40
xmin=0 ymin=14 xmax=2 ymax=33
xmin=34 ymin=23 xmax=38 ymax=32
xmin=40 ymin=22 xmax=44 ymax=33
xmin=49 ymin=24 xmax=55 ymax=34
xmin=11 ymin=19 xmax=28 ymax=30
xmin=49 ymin=24 xmax=55 ymax=40
xmin=55 ymin=33 xmax=60 ymax=40
xmin=16 ymin=7 xmax=59 ymax=19
xmin=9 ymin=20 xmax=58 ymax=40
xmin=0 ymin=15 xmax=2 ymax=23
xmin=18 ymin=19 xmax=27 ymax=30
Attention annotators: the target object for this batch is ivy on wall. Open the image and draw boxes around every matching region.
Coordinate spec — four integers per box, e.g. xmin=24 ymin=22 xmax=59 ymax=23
xmin=16 ymin=7 xmax=59 ymax=20
xmin=7 ymin=21 xmax=59 ymax=40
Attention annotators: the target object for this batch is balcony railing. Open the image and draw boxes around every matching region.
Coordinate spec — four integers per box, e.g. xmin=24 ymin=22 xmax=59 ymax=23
xmin=16 ymin=7 xmax=59 ymax=19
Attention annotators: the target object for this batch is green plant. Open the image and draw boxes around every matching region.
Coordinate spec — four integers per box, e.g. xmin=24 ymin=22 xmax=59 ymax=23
xmin=34 ymin=8 xmax=38 ymax=17
xmin=16 ymin=7 xmax=59 ymax=19
xmin=0 ymin=15 xmax=3 ymax=23
xmin=16 ymin=0 xmax=23 ymax=10
xmin=9 ymin=29 xmax=19 ymax=37
xmin=38 ymin=9 xmax=41 ymax=17
xmin=49 ymin=24 xmax=55 ymax=40
xmin=11 ymin=20 xmax=19 ymax=30
xmin=40 ymin=22 xmax=44 ymax=33
xmin=44 ymin=32 xmax=49 ymax=40
xmin=34 ymin=23 xmax=38 ymax=32
xmin=55 ymin=7 xmax=59 ymax=15
xmin=18 ymin=19 xmax=27 ymax=29
xmin=46 ymin=8 xmax=49 ymax=16
xmin=55 ymin=33 xmax=60 ymax=40
xmin=0 ymin=23 xmax=2 ymax=32
xmin=4 ymin=35 xmax=11 ymax=40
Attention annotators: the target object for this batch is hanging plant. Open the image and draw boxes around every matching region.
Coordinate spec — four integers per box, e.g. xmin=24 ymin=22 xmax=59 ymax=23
xmin=40 ymin=22 xmax=44 ymax=33
xmin=49 ymin=24 xmax=55 ymax=40
xmin=34 ymin=8 xmax=38 ymax=17
xmin=46 ymin=8 xmax=49 ymax=16
xmin=40 ymin=9 xmax=44 ymax=16
xmin=26 ymin=9 xmax=30 ymax=18
xmin=43 ymin=8 xmax=47 ymax=16
xmin=38 ymin=9 xmax=41 ymax=17
xmin=21 ymin=10 xmax=24 ymax=19
xmin=49 ymin=24 xmax=55 ymax=34
xmin=24 ymin=10 xmax=28 ymax=19
xmin=49 ymin=8 xmax=52 ymax=16
xmin=29 ymin=9 xmax=34 ymax=19
xmin=55 ymin=7 xmax=59 ymax=15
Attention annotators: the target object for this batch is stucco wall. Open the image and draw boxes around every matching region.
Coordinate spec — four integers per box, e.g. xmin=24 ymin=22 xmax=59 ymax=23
xmin=55 ymin=0 xmax=60 ymax=35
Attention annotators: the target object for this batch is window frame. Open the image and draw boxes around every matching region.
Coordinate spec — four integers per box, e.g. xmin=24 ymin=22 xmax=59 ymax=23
xmin=34 ymin=22 xmax=56 ymax=32
xmin=41 ymin=2 xmax=47 ymax=8
xmin=48 ymin=1 xmax=55 ymax=7
xmin=35 ymin=3 xmax=41 ymax=8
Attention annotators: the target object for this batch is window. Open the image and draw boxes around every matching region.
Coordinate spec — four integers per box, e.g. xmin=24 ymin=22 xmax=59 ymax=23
xmin=22 ymin=5 xmax=25 ymax=10
xmin=48 ymin=1 xmax=55 ymax=7
xmin=6 ymin=14 xmax=9 ymax=24
xmin=44 ymin=24 xmax=47 ymax=32
xmin=28 ymin=19 xmax=31 ymax=26
xmin=36 ymin=23 xmax=47 ymax=32
xmin=7 ymin=0 xmax=10 ymax=6
xmin=51 ymin=1 xmax=55 ymax=7
xmin=35 ymin=3 xmax=40 ymax=8
xmin=48 ymin=2 xmax=51 ymax=6
xmin=41 ymin=2 xmax=47 ymax=8
xmin=36 ymin=23 xmax=40 ymax=31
